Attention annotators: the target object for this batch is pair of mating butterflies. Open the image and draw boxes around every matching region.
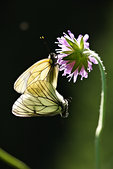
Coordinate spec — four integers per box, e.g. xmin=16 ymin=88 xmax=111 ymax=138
xmin=12 ymin=53 xmax=69 ymax=118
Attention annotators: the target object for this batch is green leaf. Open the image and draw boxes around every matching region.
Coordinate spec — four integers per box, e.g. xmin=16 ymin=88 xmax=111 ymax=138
xmin=65 ymin=38 xmax=78 ymax=50
xmin=83 ymin=58 xmax=88 ymax=71
xmin=63 ymin=53 xmax=76 ymax=61
xmin=71 ymin=60 xmax=80 ymax=73
xmin=80 ymin=36 xmax=84 ymax=49
xmin=74 ymin=38 xmax=79 ymax=46
xmin=78 ymin=64 xmax=82 ymax=72
xmin=66 ymin=60 xmax=74 ymax=64
xmin=0 ymin=148 xmax=31 ymax=169
xmin=62 ymin=51 xmax=73 ymax=54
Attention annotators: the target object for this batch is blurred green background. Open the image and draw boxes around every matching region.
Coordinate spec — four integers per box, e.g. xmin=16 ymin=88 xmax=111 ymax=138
xmin=0 ymin=1 xmax=113 ymax=169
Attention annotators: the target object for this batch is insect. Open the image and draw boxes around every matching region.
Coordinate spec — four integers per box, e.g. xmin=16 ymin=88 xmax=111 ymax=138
xmin=14 ymin=53 xmax=59 ymax=94
xmin=12 ymin=80 xmax=69 ymax=118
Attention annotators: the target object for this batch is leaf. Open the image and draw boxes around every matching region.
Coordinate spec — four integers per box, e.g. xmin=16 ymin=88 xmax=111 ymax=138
xmin=80 ymin=36 xmax=84 ymax=49
xmin=62 ymin=50 xmax=73 ymax=55
xmin=83 ymin=59 xmax=88 ymax=71
xmin=63 ymin=53 xmax=76 ymax=61
xmin=65 ymin=38 xmax=78 ymax=50
xmin=71 ymin=60 xmax=80 ymax=73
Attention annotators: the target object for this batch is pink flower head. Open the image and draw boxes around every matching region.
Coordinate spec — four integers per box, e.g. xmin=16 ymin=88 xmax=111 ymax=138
xmin=55 ymin=30 xmax=98 ymax=83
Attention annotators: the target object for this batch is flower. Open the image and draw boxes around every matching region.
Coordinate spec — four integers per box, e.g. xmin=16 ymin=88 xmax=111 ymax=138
xmin=55 ymin=30 xmax=98 ymax=83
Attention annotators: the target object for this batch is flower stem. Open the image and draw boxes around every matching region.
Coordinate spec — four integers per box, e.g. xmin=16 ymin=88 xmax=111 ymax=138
xmin=0 ymin=148 xmax=31 ymax=169
xmin=93 ymin=53 xmax=106 ymax=169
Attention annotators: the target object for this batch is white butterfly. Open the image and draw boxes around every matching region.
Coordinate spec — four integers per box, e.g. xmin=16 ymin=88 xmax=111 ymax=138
xmin=12 ymin=80 xmax=69 ymax=118
xmin=14 ymin=53 xmax=59 ymax=94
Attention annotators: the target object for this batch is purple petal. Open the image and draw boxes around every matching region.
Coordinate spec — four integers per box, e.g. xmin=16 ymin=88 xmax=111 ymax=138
xmin=88 ymin=61 xmax=92 ymax=72
xmin=79 ymin=66 xmax=88 ymax=80
xmin=83 ymin=34 xmax=89 ymax=42
xmin=63 ymin=62 xmax=75 ymax=75
xmin=73 ymin=69 xmax=79 ymax=82
xmin=57 ymin=54 xmax=67 ymax=59
xmin=58 ymin=45 xmax=71 ymax=52
xmin=67 ymin=30 xmax=75 ymax=39
xmin=58 ymin=59 xmax=68 ymax=65
xmin=88 ymin=56 xmax=98 ymax=64
xmin=62 ymin=68 xmax=71 ymax=76
xmin=63 ymin=32 xmax=74 ymax=42
xmin=57 ymin=36 xmax=69 ymax=46
xmin=84 ymin=42 xmax=89 ymax=49
xmin=67 ymin=73 xmax=73 ymax=82
xmin=77 ymin=35 xmax=82 ymax=45
xmin=83 ymin=34 xmax=89 ymax=49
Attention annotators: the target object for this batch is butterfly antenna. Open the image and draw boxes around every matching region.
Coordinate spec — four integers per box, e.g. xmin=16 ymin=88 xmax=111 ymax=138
xmin=40 ymin=36 xmax=51 ymax=55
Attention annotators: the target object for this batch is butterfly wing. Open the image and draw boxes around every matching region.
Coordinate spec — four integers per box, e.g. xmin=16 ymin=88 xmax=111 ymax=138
xmin=14 ymin=54 xmax=59 ymax=94
xmin=14 ymin=58 xmax=50 ymax=94
xmin=12 ymin=81 xmax=67 ymax=117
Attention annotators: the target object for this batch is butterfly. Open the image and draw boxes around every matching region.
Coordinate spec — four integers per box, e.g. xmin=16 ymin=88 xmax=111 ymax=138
xmin=12 ymin=80 xmax=69 ymax=118
xmin=14 ymin=53 xmax=59 ymax=94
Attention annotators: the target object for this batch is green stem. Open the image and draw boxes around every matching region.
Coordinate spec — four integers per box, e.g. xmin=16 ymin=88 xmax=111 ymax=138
xmin=93 ymin=53 xmax=106 ymax=169
xmin=0 ymin=148 xmax=31 ymax=169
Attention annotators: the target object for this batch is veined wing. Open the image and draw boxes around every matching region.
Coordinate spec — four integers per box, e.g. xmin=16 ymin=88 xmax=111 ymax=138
xmin=14 ymin=58 xmax=50 ymax=94
xmin=12 ymin=81 xmax=68 ymax=117
xmin=14 ymin=53 xmax=59 ymax=94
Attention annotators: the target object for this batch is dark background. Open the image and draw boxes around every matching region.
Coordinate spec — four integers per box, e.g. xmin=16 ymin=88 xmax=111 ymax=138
xmin=0 ymin=1 xmax=113 ymax=169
